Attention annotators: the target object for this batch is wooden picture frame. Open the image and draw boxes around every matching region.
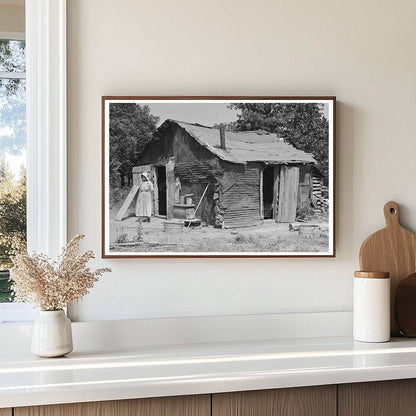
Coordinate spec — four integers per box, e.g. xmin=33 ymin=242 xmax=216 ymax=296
xmin=102 ymin=96 xmax=336 ymax=258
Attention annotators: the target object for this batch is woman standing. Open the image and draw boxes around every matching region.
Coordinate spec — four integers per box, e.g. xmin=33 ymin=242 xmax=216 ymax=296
xmin=135 ymin=172 xmax=154 ymax=222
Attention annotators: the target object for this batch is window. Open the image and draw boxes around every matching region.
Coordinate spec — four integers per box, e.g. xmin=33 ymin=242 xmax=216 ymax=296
xmin=0 ymin=0 xmax=68 ymax=324
xmin=0 ymin=1 xmax=67 ymax=324
xmin=0 ymin=34 xmax=26 ymax=306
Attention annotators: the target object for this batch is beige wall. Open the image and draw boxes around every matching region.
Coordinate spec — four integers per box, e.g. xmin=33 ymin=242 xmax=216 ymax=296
xmin=67 ymin=0 xmax=416 ymax=321
xmin=0 ymin=4 xmax=24 ymax=33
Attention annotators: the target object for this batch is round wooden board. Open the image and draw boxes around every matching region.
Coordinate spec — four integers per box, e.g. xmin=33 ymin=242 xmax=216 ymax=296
xmin=395 ymin=273 xmax=416 ymax=337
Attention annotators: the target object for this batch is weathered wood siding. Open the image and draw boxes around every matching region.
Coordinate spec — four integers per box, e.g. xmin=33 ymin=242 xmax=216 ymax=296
xmin=141 ymin=124 xmax=318 ymax=228
xmin=171 ymin=126 xmax=263 ymax=228
xmin=140 ymin=128 xmax=175 ymax=166
xmin=277 ymin=165 xmax=300 ymax=223
xmin=173 ymin=127 xmax=222 ymax=224
xmin=141 ymin=125 xmax=219 ymax=223
xmin=220 ymin=163 xmax=261 ymax=229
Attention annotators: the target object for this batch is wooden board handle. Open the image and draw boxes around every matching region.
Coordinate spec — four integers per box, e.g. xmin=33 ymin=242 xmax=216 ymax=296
xmin=384 ymin=201 xmax=400 ymax=228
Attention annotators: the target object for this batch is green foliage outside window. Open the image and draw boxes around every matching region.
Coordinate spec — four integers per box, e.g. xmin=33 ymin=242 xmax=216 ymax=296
xmin=0 ymin=39 xmax=27 ymax=302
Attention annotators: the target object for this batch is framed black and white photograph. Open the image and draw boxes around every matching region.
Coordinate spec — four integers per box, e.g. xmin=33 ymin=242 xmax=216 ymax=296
xmin=102 ymin=96 xmax=335 ymax=258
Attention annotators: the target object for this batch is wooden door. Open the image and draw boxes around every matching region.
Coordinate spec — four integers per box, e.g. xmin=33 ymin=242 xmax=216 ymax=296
xmin=277 ymin=166 xmax=300 ymax=223
xmin=132 ymin=164 xmax=153 ymax=186
xmin=338 ymin=380 xmax=416 ymax=416
xmin=212 ymin=386 xmax=336 ymax=416
xmin=0 ymin=409 xmax=12 ymax=416
xmin=15 ymin=395 xmax=210 ymax=416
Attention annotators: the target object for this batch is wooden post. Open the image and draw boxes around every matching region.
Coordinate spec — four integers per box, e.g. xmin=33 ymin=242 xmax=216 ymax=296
xmin=219 ymin=126 xmax=226 ymax=149
xmin=153 ymin=167 xmax=159 ymax=215
xmin=166 ymin=158 xmax=175 ymax=220
xmin=273 ymin=166 xmax=280 ymax=220
xmin=309 ymin=168 xmax=314 ymax=200
xmin=260 ymin=168 xmax=264 ymax=220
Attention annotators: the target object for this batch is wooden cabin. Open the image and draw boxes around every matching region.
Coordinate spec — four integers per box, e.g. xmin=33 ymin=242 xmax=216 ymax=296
xmin=120 ymin=119 xmax=318 ymax=228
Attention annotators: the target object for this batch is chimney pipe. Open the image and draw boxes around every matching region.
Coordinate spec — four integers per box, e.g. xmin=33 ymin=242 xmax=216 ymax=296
xmin=219 ymin=126 xmax=226 ymax=150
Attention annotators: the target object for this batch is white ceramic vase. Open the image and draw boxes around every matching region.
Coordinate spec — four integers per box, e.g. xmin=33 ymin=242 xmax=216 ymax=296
xmin=31 ymin=310 xmax=73 ymax=358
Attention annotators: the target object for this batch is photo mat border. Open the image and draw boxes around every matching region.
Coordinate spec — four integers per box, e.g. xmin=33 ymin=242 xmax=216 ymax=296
xmin=101 ymin=96 xmax=336 ymax=258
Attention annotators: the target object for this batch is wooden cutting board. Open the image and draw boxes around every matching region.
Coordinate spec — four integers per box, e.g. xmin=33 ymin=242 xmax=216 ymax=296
xmin=359 ymin=201 xmax=416 ymax=335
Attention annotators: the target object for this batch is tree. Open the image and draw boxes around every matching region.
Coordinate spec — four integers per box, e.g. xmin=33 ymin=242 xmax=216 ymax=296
xmin=0 ymin=39 xmax=25 ymax=73
xmin=109 ymin=104 xmax=159 ymax=190
xmin=0 ymin=158 xmax=14 ymax=184
xmin=0 ymin=161 xmax=26 ymax=269
xmin=229 ymin=103 xmax=330 ymax=183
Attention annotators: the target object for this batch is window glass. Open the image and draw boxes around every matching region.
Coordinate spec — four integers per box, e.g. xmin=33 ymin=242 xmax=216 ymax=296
xmin=0 ymin=39 xmax=26 ymax=303
xmin=0 ymin=39 xmax=26 ymax=73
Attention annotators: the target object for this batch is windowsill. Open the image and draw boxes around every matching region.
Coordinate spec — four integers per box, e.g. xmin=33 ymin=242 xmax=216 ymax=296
xmin=0 ymin=302 xmax=35 ymax=324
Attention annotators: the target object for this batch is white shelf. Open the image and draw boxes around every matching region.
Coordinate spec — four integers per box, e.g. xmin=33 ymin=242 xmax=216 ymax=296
xmin=2 ymin=335 xmax=416 ymax=408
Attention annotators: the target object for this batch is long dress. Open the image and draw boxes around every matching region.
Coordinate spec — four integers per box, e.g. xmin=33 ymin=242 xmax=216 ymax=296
xmin=135 ymin=180 xmax=154 ymax=217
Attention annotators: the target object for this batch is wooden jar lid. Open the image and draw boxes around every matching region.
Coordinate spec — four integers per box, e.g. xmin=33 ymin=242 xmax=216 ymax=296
xmin=354 ymin=271 xmax=390 ymax=279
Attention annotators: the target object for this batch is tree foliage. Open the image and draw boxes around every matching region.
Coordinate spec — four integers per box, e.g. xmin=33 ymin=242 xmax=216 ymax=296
xmin=0 ymin=40 xmax=26 ymax=156
xmin=229 ymin=103 xmax=329 ymax=182
xmin=0 ymin=160 xmax=26 ymax=269
xmin=109 ymin=104 xmax=159 ymax=190
xmin=0 ymin=39 xmax=25 ymax=73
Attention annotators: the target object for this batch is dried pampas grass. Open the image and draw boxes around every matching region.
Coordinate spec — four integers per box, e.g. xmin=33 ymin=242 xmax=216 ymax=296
xmin=10 ymin=234 xmax=111 ymax=311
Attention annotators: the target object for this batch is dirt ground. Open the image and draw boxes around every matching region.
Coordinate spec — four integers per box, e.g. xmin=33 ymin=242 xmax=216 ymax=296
xmin=109 ymin=214 xmax=329 ymax=253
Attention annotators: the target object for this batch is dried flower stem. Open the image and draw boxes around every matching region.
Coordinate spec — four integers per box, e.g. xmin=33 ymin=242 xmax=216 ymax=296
xmin=10 ymin=234 xmax=111 ymax=310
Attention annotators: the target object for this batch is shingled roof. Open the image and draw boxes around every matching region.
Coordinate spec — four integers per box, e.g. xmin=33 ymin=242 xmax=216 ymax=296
xmin=159 ymin=119 xmax=317 ymax=165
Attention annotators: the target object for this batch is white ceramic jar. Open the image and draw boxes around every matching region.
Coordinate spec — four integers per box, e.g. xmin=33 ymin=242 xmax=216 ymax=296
xmin=31 ymin=310 xmax=73 ymax=357
xmin=353 ymin=271 xmax=390 ymax=343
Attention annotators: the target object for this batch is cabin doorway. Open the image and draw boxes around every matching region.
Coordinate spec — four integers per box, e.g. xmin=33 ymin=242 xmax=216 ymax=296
xmin=262 ymin=166 xmax=275 ymax=219
xmin=156 ymin=165 xmax=167 ymax=216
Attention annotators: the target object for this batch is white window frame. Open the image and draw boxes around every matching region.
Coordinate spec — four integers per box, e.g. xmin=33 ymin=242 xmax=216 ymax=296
xmin=0 ymin=0 xmax=67 ymax=323
xmin=0 ymin=31 xmax=29 ymax=322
